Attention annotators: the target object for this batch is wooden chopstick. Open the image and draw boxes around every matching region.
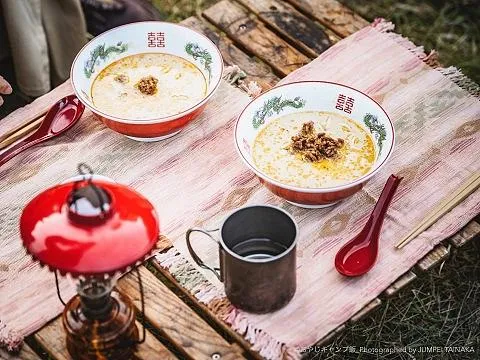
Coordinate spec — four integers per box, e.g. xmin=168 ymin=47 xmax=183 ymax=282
xmin=0 ymin=109 xmax=47 ymax=150
xmin=396 ymin=172 xmax=480 ymax=249
xmin=0 ymin=116 xmax=44 ymax=150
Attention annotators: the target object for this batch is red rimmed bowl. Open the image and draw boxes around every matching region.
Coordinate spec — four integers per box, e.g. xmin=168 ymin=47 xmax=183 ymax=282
xmin=234 ymin=81 xmax=395 ymax=208
xmin=71 ymin=21 xmax=223 ymax=141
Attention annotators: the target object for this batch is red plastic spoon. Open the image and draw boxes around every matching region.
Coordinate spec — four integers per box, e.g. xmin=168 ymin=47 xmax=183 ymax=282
xmin=335 ymin=174 xmax=403 ymax=277
xmin=0 ymin=95 xmax=84 ymax=167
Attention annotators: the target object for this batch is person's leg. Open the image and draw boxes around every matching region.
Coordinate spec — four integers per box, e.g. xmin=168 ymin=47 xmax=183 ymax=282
xmin=42 ymin=0 xmax=88 ymax=88
xmin=2 ymin=0 xmax=51 ymax=97
xmin=81 ymin=0 xmax=164 ymax=36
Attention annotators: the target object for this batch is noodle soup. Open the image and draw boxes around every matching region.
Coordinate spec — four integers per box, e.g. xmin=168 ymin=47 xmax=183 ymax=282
xmin=252 ymin=111 xmax=375 ymax=188
xmin=91 ymin=53 xmax=207 ymax=119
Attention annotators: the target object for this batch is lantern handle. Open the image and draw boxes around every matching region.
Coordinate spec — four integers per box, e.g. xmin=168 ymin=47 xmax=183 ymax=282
xmin=54 ymin=270 xmax=67 ymax=306
xmin=136 ymin=267 xmax=146 ymax=344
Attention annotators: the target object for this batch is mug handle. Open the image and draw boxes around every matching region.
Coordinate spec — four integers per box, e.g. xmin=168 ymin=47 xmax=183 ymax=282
xmin=186 ymin=228 xmax=221 ymax=281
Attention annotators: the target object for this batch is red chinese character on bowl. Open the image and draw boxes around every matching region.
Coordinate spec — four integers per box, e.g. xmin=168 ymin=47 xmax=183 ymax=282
xmin=147 ymin=32 xmax=165 ymax=47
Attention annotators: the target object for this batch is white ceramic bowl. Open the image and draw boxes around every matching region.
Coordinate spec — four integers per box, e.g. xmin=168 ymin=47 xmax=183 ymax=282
xmin=235 ymin=81 xmax=395 ymax=208
xmin=71 ymin=21 xmax=223 ymax=141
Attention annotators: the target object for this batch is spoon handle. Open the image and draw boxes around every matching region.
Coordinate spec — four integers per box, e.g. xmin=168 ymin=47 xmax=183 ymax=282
xmin=372 ymin=174 xmax=403 ymax=224
xmin=0 ymin=132 xmax=47 ymax=168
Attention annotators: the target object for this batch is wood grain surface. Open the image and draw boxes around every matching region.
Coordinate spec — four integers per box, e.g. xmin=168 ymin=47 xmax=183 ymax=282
xmin=150 ymin=260 xmax=264 ymax=360
xmin=181 ymin=16 xmax=279 ymax=90
xmin=449 ymin=220 xmax=480 ymax=247
xmin=34 ymin=318 xmax=177 ymax=360
xmin=285 ymin=0 xmax=369 ymax=38
xmin=0 ymin=344 xmax=41 ymax=360
xmin=384 ymin=272 xmax=417 ymax=297
xmin=203 ymin=0 xmax=310 ymax=76
xmin=235 ymin=0 xmax=334 ymax=57
xmin=416 ymin=244 xmax=450 ymax=272
xmin=118 ymin=267 xmax=246 ymax=360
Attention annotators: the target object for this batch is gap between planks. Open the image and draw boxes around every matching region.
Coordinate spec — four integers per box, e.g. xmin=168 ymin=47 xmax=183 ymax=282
xmin=181 ymin=16 xmax=279 ymax=90
xmin=149 ymin=259 xmax=263 ymax=360
xmin=34 ymin=318 xmax=177 ymax=360
xmin=30 ymin=263 xmax=246 ymax=360
xmin=24 ymin=220 xmax=479 ymax=359
xmin=235 ymin=0 xmax=337 ymax=58
xmin=118 ymin=266 xmax=246 ymax=360
xmin=6 ymin=1 xmax=478 ymax=356
xmin=203 ymin=0 xmax=310 ymax=77
xmin=284 ymin=0 xmax=369 ymax=38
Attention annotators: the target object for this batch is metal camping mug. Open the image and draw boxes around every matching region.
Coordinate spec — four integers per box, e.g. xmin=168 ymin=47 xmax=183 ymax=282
xmin=186 ymin=205 xmax=298 ymax=313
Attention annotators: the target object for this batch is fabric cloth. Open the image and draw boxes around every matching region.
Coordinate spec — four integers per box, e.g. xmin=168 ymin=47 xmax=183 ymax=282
xmin=0 ymin=19 xmax=479 ymax=358
xmin=0 ymin=0 xmax=87 ymax=97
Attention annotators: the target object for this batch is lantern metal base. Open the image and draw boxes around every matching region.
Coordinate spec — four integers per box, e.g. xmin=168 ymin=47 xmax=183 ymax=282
xmin=62 ymin=291 xmax=139 ymax=360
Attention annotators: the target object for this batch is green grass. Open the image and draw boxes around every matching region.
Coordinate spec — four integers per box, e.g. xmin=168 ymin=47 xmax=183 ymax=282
xmin=151 ymin=0 xmax=217 ymax=22
xmin=340 ymin=0 xmax=480 ymax=84
xmin=305 ymin=238 xmax=480 ymax=360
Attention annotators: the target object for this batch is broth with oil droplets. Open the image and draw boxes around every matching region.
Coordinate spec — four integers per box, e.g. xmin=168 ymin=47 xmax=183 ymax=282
xmin=91 ymin=53 xmax=207 ymax=119
xmin=252 ymin=111 xmax=376 ymax=188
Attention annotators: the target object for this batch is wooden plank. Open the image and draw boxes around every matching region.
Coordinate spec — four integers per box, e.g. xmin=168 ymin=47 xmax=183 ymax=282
xmin=315 ymin=324 xmax=346 ymax=346
xmin=285 ymin=0 xmax=369 ymax=38
xmin=135 ymin=332 xmax=178 ymax=360
xmin=383 ymin=271 xmax=417 ymax=297
xmin=150 ymin=260 xmax=263 ymax=360
xmin=118 ymin=267 xmax=246 ymax=360
xmin=203 ymin=0 xmax=310 ymax=77
xmin=34 ymin=317 xmax=177 ymax=360
xmin=416 ymin=244 xmax=450 ymax=272
xmin=181 ymin=16 xmax=279 ymax=90
xmin=0 ymin=344 xmax=41 ymax=360
xmin=349 ymin=298 xmax=382 ymax=323
xmin=236 ymin=0 xmax=334 ymax=57
xmin=449 ymin=220 xmax=480 ymax=248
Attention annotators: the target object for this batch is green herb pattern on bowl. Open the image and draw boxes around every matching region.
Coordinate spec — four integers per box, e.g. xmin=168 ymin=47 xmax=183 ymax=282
xmin=84 ymin=42 xmax=128 ymax=79
xmin=185 ymin=42 xmax=212 ymax=83
xmin=252 ymin=96 xmax=306 ymax=129
xmin=363 ymin=113 xmax=386 ymax=155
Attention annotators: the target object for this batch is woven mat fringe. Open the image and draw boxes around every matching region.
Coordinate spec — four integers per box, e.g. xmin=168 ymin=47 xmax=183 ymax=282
xmin=0 ymin=321 xmax=21 ymax=352
xmin=372 ymin=18 xmax=480 ymax=97
xmin=222 ymin=65 xmax=262 ymax=98
xmin=155 ymin=249 xmax=302 ymax=360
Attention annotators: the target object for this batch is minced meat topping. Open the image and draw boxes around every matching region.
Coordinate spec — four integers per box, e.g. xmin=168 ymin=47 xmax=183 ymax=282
xmin=286 ymin=121 xmax=345 ymax=162
xmin=136 ymin=76 xmax=158 ymax=95
xmin=114 ymin=74 xmax=129 ymax=84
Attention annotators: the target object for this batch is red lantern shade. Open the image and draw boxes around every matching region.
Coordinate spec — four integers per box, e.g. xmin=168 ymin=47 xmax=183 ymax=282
xmin=20 ymin=179 xmax=159 ymax=277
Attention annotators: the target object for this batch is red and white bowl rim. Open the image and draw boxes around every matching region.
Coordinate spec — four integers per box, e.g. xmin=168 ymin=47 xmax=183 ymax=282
xmin=234 ymin=80 xmax=395 ymax=194
xmin=70 ymin=21 xmax=224 ymax=125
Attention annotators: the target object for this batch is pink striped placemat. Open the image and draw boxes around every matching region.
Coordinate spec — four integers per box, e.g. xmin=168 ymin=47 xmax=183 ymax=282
xmin=0 ymin=19 xmax=479 ymax=359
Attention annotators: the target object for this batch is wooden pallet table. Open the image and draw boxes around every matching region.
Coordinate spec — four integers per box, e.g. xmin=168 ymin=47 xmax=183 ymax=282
xmin=8 ymin=1 xmax=479 ymax=359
